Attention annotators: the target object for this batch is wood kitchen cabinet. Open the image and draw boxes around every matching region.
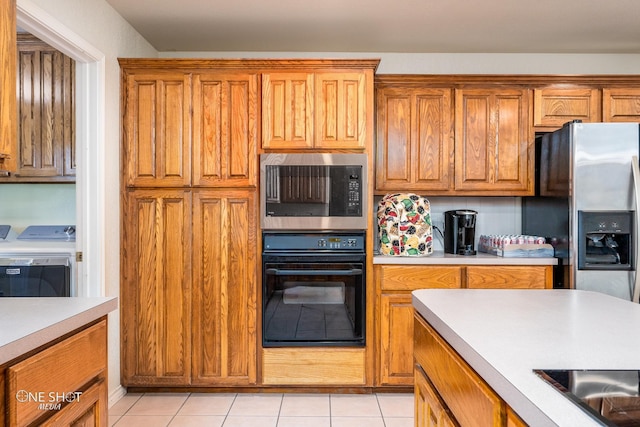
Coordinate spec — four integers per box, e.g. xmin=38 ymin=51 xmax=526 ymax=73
xmin=9 ymin=34 xmax=76 ymax=182
xmin=532 ymin=87 xmax=601 ymax=128
xmin=414 ymin=364 xmax=457 ymax=427
xmin=121 ymin=188 xmax=258 ymax=387
xmin=191 ymin=190 xmax=257 ymax=385
xmin=375 ymin=263 xmax=552 ymax=387
xmin=375 ymin=265 xmax=462 ymax=386
xmin=122 ymin=69 xmax=192 ymax=187
xmin=261 ymin=62 xmax=376 ymax=150
xmin=6 ymin=319 xmax=108 ymax=427
xmin=374 ymin=77 xmax=532 ymax=196
xmin=414 ymin=312 xmax=507 ymax=426
xmin=375 ymin=86 xmax=453 ymax=192
xmin=602 ymin=88 xmax=640 ymax=122
xmin=121 ymin=189 xmax=193 ymax=386
xmin=0 ymin=0 xmax=16 ymax=175
xmin=192 ymin=72 xmax=258 ymax=187
xmin=454 ymin=88 xmax=532 ymax=195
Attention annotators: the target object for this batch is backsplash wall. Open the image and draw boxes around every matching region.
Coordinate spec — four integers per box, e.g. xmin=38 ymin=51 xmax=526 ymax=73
xmin=373 ymin=195 xmax=522 ymax=252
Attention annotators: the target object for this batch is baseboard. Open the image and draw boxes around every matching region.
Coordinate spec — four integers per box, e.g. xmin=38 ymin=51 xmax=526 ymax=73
xmin=108 ymin=384 xmax=127 ymax=408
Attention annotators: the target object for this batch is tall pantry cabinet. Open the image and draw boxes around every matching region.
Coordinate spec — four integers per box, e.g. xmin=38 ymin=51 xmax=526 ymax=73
xmin=120 ymin=60 xmax=258 ymax=386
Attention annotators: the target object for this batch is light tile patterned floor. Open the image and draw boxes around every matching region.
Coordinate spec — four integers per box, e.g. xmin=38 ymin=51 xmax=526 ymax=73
xmin=109 ymin=392 xmax=414 ymax=427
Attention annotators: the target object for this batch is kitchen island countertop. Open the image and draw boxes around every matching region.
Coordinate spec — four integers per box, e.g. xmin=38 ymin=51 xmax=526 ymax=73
xmin=374 ymin=251 xmax=557 ymax=265
xmin=0 ymin=296 xmax=117 ymax=365
xmin=412 ymin=288 xmax=640 ymax=426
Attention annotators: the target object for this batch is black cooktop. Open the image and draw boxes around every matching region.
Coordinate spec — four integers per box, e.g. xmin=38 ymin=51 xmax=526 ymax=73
xmin=535 ymin=370 xmax=640 ymax=426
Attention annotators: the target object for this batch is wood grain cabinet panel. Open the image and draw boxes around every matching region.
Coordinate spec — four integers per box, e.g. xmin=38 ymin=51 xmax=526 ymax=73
xmin=10 ymin=34 xmax=75 ymax=181
xmin=122 ymin=71 xmax=192 ymax=187
xmin=602 ymin=88 xmax=640 ymax=122
xmin=414 ymin=313 xmax=529 ymax=427
xmin=376 ymin=265 xmax=462 ymax=386
xmin=121 ymin=189 xmax=192 ymax=386
xmin=0 ymin=0 xmax=16 ymax=174
xmin=414 ymin=314 xmax=505 ymax=427
xmin=7 ymin=320 xmax=107 ymax=427
xmin=533 ymin=88 xmax=600 ymax=127
xmin=262 ymin=72 xmax=314 ymax=149
xmin=455 ymin=88 xmax=532 ymax=195
xmin=192 ymin=73 xmax=258 ymax=187
xmin=191 ymin=190 xmax=257 ymax=385
xmin=315 ymin=72 xmax=366 ymax=149
xmin=466 ymin=265 xmax=552 ymax=289
xmin=376 ymin=87 xmax=453 ymax=192
xmin=415 ymin=365 xmax=459 ymax=427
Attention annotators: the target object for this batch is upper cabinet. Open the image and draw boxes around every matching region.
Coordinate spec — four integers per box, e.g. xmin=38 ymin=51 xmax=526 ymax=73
xmin=0 ymin=0 xmax=16 ymax=175
xmin=122 ymin=69 xmax=192 ymax=187
xmin=261 ymin=61 xmax=377 ymax=151
xmin=9 ymin=34 xmax=76 ymax=182
xmin=454 ymin=87 xmax=532 ymax=194
xmin=262 ymin=72 xmax=314 ymax=149
xmin=532 ymin=78 xmax=640 ymax=130
xmin=375 ymin=76 xmax=532 ymax=196
xmin=602 ymin=88 xmax=640 ymax=122
xmin=533 ymin=88 xmax=601 ymax=128
xmin=375 ymin=86 xmax=453 ymax=192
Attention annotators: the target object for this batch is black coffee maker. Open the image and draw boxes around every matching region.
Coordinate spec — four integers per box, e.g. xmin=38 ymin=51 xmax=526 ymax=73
xmin=444 ymin=210 xmax=478 ymax=255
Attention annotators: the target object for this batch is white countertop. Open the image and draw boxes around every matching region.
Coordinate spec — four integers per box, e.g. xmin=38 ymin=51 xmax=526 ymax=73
xmin=412 ymin=289 xmax=640 ymax=427
xmin=374 ymin=251 xmax=557 ymax=265
xmin=0 ymin=297 xmax=118 ymax=365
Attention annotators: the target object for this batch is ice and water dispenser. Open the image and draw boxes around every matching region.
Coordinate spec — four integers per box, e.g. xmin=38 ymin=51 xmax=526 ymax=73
xmin=578 ymin=211 xmax=633 ymax=270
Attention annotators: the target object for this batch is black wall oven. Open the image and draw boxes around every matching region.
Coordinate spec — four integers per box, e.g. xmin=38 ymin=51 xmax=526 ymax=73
xmin=262 ymin=231 xmax=365 ymax=347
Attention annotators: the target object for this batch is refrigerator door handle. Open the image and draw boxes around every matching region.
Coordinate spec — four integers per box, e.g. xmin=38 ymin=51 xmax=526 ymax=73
xmin=631 ymin=156 xmax=640 ymax=303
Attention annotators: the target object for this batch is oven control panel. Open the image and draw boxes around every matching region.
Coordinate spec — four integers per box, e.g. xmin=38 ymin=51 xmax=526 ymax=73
xmin=263 ymin=232 xmax=365 ymax=252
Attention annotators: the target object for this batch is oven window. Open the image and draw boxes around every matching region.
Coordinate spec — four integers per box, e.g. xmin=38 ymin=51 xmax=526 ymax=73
xmin=263 ymin=262 xmax=364 ymax=346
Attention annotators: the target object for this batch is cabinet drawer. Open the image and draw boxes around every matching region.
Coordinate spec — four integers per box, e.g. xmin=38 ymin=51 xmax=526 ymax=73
xmin=8 ymin=320 xmax=107 ymax=427
xmin=466 ymin=266 xmax=551 ymax=289
xmin=414 ymin=313 xmax=504 ymax=426
xmin=378 ymin=265 xmax=462 ymax=291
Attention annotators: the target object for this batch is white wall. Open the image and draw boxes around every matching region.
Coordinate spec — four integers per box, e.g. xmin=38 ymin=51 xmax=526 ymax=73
xmin=14 ymin=0 xmax=157 ymax=406
xmin=10 ymin=0 xmax=640 ymax=405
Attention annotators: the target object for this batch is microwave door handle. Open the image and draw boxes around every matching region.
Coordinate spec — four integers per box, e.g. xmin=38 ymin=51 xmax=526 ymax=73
xmin=631 ymin=155 xmax=640 ymax=303
xmin=265 ymin=268 xmax=363 ymax=276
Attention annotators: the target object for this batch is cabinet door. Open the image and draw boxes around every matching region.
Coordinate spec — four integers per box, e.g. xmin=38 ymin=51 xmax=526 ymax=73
xmin=533 ymin=88 xmax=600 ymax=127
xmin=415 ymin=365 xmax=459 ymax=427
xmin=121 ymin=189 xmax=192 ymax=385
xmin=15 ymin=36 xmax=75 ymax=180
xmin=376 ymin=265 xmax=461 ymax=386
xmin=379 ymin=293 xmax=414 ymax=386
xmin=123 ymin=72 xmax=191 ymax=187
xmin=455 ymin=88 xmax=532 ymax=195
xmin=0 ymin=0 xmax=16 ymax=174
xmin=376 ymin=88 xmax=453 ymax=192
xmin=466 ymin=265 xmax=553 ymax=289
xmin=262 ymin=72 xmax=313 ymax=149
xmin=602 ymin=88 xmax=640 ymax=122
xmin=40 ymin=379 xmax=107 ymax=427
xmin=315 ymin=72 xmax=366 ymax=149
xmin=192 ymin=190 xmax=257 ymax=385
xmin=193 ymin=73 xmax=258 ymax=187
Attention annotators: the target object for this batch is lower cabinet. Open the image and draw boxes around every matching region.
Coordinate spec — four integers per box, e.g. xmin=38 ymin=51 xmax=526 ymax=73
xmin=3 ymin=319 xmax=108 ymax=427
xmin=414 ymin=312 xmax=527 ymax=427
xmin=121 ymin=189 xmax=257 ymax=387
xmin=375 ymin=264 xmax=552 ymax=387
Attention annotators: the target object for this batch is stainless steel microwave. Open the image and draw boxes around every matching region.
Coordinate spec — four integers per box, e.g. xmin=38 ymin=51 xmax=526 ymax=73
xmin=260 ymin=153 xmax=368 ymax=230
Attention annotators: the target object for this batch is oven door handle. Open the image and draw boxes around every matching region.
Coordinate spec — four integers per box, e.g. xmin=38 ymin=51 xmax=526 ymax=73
xmin=265 ymin=268 xmax=363 ymax=276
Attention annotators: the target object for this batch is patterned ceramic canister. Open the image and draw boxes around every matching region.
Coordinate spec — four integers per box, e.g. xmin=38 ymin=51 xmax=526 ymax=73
xmin=377 ymin=193 xmax=433 ymax=256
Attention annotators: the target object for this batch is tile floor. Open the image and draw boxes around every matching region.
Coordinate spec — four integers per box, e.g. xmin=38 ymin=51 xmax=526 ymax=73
xmin=109 ymin=392 xmax=414 ymax=427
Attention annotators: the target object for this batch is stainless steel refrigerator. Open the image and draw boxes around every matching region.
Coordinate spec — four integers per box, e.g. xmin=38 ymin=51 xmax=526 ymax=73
xmin=522 ymin=121 xmax=640 ymax=301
